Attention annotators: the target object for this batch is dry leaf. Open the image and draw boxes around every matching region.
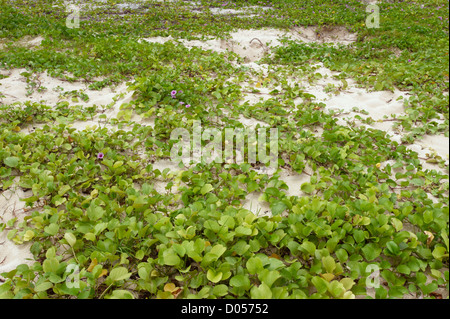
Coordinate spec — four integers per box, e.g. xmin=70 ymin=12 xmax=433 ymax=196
xmin=269 ymin=253 xmax=281 ymax=260
xmin=172 ymin=287 xmax=182 ymax=298
xmin=424 ymin=231 xmax=434 ymax=246
xmin=164 ymin=283 xmax=182 ymax=298
xmin=429 ymin=292 xmax=442 ymax=299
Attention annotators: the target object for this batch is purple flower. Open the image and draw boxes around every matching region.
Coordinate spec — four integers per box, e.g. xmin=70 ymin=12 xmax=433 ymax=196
xmin=185 ymin=104 xmax=191 ymax=108
xmin=171 ymin=90 xmax=177 ymax=98
xmin=180 ymin=101 xmax=185 ymax=105
xmin=408 ymin=59 xmax=411 ymax=62
xmin=97 ymin=152 xmax=104 ymax=159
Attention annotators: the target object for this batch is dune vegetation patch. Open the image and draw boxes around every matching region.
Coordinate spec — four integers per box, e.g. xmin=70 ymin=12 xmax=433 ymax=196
xmin=0 ymin=0 xmax=448 ymax=300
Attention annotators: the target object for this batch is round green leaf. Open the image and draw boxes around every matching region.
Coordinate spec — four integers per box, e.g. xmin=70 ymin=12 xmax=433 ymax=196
xmin=3 ymin=157 xmax=19 ymax=168
xmin=108 ymin=267 xmax=131 ymax=282
xmin=64 ymin=233 xmax=76 ymax=247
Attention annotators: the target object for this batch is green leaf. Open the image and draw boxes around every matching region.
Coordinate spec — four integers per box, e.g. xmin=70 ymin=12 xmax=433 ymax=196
xmin=4 ymin=157 xmax=19 ymax=168
xmin=335 ymin=249 xmax=348 ymax=263
xmin=113 ymin=161 xmax=124 ymax=169
xmin=43 ymin=257 xmax=60 ymax=273
xmin=270 ymin=200 xmax=287 ymax=215
xmin=391 ymin=218 xmax=403 ymax=232
xmin=258 ymin=269 xmax=281 ymax=288
xmin=209 ymin=244 xmax=226 ymax=258
xmin=235 ymin=226 xmax=252 ymax=236
xmin=432 ymin=246 xmax=448 ymax=261
xmin=34 ymin=281 xmax=53 ymax=292
xmin=206 ymin=269 xmax=223 ymax=283
xmin=423 ymin=210 xmax=433 ymax=224
xmin=212 ymin=284 xmax=228 ymax=296
xmin=411 ymin=178 xmax=424 ymax=187
xmin=109 ymin=289 xmax=134 ymax=299
xmin=397 ymin=264 xmax=411 ymax=275
xmin=311 ymin=276 xmax=328 ymax=294
xmin=328 ymin=280 xmax=345 ymax=298
xmin=246 ymin=256 xmax=263 ymax=275
xmin=229 ymin=275 xmax=250 ymax=289
xmin=163 ymin=250 xmax=181 ymax=266
xmin=108 ymin=267 xmax=131 ymax=282
xmin=362 ymin=243 xmax=381 ymax=261
xmin=250 ymin=282 xmax=272 ymax=299
xmin=64 ymin=233 xmax=76 ymax=247
xmin=374 ymin=81 xmax=383 ymax=91
xmin=247 ymin=181 xmax=259 ymax=193
xmin=200 ymin=184 xmax=213 ymax=195
xmin=322 ymin=256 xmax=336 ymax=274
xmin=44 ymin=223 xmax=59 ymax=236
xmin=172 ymin=243 xmax=186 ymax=257
xmin=441 ymin=230 xmax=449 ymax=252
xmin=58 ymin=185 xmax=71 ymax=196
xmin=419 ymin=282 xmax=438 ymax=295
xmin=353 ymin=230 xmax=365 ymax=243
xmin=301 ymin=182 xmax=315 ymax=194
xmin=386 ymin=241 xmax=400 ymax=256
xmin=300 ymin=241 xmax=316 ymax=255
xmin=87 ymin=203 xmax=105 ymax=221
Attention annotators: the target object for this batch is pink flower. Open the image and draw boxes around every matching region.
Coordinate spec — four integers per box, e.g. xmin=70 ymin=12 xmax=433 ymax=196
xmin=97 ymin=152 xmax=104 ymax=159
xmin=185 ymin=104 xmax=191 ymax=108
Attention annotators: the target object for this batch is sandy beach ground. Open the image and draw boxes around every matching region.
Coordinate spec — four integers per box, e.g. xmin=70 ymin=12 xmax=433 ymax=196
xmin=0 ymin=1 xmax=448 ymax=298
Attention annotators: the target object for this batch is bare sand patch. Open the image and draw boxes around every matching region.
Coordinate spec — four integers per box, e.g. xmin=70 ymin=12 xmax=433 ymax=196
xmin=143 ymin=26 xmax=356 ymax=63
xmin=293 ymin=26 xmax=357 ymax=45
xmin=0 ymin=184 xmax=37 ymax=279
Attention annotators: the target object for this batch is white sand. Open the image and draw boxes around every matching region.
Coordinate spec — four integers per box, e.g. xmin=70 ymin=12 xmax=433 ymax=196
xmin=143 ymin=26 xmax=356 ymax=63
xmin=0 ymin=185 xmax=36 ymax=278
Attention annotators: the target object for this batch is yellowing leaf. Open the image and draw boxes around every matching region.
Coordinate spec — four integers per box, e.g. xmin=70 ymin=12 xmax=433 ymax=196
xmin=151 ymin=270 xmax=159 ymax=277
xmin=98 ymin=269 xmax=108 ymax=278
xmin=23 ymin=230 xmax=35 ymax=241
xmin=340 ymin=278 xmax=355 ymax=290
xmin=255 ymin=82 xmax=261 ymax=88
xmin=164 ymin=283 xmax=177 ymax=292
xmin=87 ymin=258 xmax=98 ymax=272
xmin=320 ymin=273 xmax=335 ymax=282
